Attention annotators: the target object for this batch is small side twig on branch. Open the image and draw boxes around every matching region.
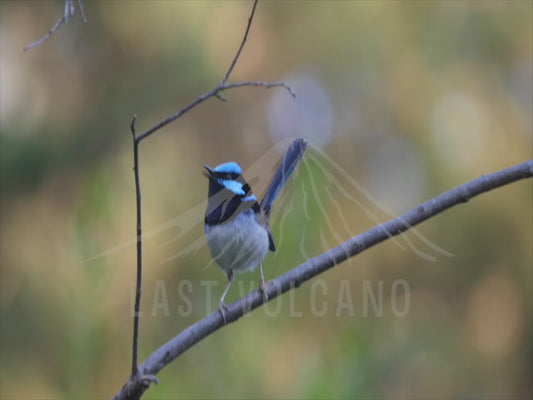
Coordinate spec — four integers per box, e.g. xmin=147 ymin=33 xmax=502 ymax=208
xmin=23 ymin=0 xmax=87 ymax=52
xmin=113 ymin=160 xmax=533 ymax=400
xmin=127 ymin=0 xmax=295 ymax=393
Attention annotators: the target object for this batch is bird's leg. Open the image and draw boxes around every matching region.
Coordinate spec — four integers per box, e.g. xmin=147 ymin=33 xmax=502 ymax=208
xmin=259 ymin=263 xmax=268 ymax=303
xmin=219 ymin=269 xmax=234 ymax=323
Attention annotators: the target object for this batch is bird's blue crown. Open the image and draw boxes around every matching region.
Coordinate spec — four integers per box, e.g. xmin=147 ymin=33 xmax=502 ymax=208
xmin=214 ymin=162 xmax=242 ymax=175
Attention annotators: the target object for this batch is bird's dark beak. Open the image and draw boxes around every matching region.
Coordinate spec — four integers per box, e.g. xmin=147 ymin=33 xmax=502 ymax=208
xmin=203 ymin=165 xmax=214 ymax=178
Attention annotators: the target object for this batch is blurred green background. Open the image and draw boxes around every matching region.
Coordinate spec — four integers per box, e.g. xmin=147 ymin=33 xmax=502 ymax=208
xmin=1 ymin=1 xmax=532 ymax=399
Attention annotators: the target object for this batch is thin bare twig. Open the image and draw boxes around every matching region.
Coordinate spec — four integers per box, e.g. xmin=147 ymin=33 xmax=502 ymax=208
xmin=223 ymin=81 xmax=296 ymax=97
xmin=130 ymin=116 xmax=142 ymax=378
xmin=127 ymin=0 xmax=294 ymax=389
xmin=221 ymin=0 xmax=258 ymax=85
xmin=113 ymin=160 xmax=533 ymax=400
xmin=135 ymin=80 xmax=295 ymax=142
xmin=77 ymin=0 xmax=88 ymax=24
xmin=133 ymin=0 xmax=293 ymax=143
xmin=23 ymin=0 xmax=87 ymax=52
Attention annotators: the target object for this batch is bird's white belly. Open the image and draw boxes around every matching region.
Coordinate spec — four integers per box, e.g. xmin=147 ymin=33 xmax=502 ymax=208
xmin=205 ymin=211 xmax=269 ymax=274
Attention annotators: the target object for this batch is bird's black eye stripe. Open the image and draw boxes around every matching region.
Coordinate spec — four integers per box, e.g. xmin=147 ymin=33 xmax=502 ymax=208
xmin=214 ymin=171 xmax=240 ymax=180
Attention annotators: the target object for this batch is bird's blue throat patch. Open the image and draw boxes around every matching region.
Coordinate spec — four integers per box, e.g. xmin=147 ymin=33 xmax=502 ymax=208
xmin=219 ymin=179 xmax=245 ymax=195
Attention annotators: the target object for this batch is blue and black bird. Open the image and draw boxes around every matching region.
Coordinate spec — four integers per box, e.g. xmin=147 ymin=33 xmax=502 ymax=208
xmin=204 ymin=138 xmax=307 ymax=321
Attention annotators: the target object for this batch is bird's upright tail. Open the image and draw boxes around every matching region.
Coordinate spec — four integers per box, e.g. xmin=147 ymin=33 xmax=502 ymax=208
xmin=260 ymin=138 xmax=308 ymax=217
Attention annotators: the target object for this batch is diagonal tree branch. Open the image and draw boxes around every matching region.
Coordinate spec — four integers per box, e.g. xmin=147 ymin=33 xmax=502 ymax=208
xmin=113 ymin=160 xmax=533 ymax=400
